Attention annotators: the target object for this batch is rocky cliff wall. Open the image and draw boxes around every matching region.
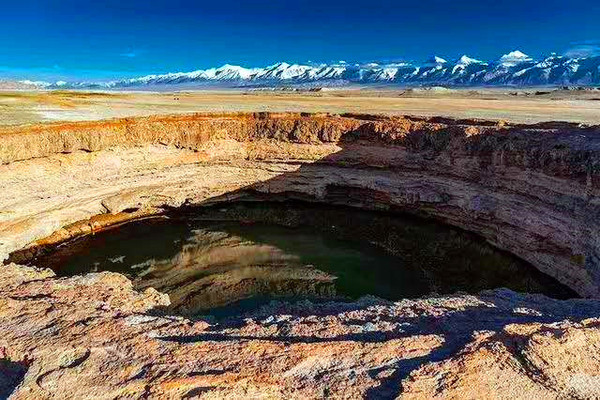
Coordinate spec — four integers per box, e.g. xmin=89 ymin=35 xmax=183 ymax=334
xmin=1 ymin=112 xmax=599 ymax=296
xmin=2 ymin=113 xmax=600 ymax=399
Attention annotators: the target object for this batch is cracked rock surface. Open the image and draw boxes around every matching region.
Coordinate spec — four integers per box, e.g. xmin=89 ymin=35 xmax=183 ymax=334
xmin=2 ymin=264 xmax=600 ymax=399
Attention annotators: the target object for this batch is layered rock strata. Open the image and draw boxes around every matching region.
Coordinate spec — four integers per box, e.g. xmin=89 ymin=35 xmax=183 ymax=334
xmin=1 ymin=112 xmax=599 ymax=296
xmin=1 ymin=112 xmax=600 ymax=398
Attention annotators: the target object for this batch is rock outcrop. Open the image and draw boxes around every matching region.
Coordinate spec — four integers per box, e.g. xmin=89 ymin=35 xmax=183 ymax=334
xmin=1 ymin=112 xmax=600 ymax=398
xmin=2 ymin=263 xmax=600 ymax=399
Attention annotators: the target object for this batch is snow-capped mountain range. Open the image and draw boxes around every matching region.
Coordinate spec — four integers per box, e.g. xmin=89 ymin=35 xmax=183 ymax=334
xmin=25 ymin=51 xmax=600 ymax=89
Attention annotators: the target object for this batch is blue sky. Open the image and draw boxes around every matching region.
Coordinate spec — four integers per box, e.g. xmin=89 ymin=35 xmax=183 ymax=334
xmin=1 ymin=0 xmax=599 ymax=81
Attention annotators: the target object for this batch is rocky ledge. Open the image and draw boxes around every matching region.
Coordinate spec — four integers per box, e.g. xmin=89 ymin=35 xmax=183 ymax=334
xmin=2 ymin=264 xmax=600 ymax=399
xmin=1 ymin=112 xmax=600 ymax=398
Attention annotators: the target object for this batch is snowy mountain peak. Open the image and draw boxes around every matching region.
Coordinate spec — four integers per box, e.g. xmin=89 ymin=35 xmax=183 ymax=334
xmin=22 ymin=50 xmax=600 ymax=89
xmin=452 ymin=55 xmax=487 ymax=74
xmin=506 ymin=50 xmax=529 ymax=58
xmin=499 ymin=50 xmax=533 ymax=67
xmin=430 ymin=56 xmax=447 ymax=64
xmin=457 ymin=55 xmax=484 ymax=65
xmin=270 ymin=62 xmax=291 ymax=69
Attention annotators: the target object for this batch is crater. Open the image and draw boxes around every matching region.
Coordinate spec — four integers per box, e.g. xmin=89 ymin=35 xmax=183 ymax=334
xmin=1 ymin=112 xmax=599 ymax=397
xmin=18 ymin=202 xmax=576 ymax=317
xmin=2 ymin=112 xmax=598 ymax=300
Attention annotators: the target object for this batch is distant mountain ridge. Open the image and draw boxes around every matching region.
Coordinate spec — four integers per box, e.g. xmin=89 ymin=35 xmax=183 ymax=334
xmin=24 ymin=50 xmax=600 ymax=89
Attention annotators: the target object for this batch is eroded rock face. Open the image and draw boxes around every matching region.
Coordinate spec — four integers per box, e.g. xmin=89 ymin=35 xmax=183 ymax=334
xmin=1 ymin=113 xmax=599 ymax=296
xmin=1 ymin=112 xmax=600 ymax=398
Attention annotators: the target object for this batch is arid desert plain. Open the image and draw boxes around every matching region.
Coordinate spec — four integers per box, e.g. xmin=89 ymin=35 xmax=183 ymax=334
xmin=2 ymin=87 xmax=600 ymax=126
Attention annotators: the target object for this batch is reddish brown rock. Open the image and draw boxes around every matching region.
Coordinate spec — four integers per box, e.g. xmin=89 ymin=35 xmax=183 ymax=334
xmin=1 ymin=264 xmax=600 ymax=399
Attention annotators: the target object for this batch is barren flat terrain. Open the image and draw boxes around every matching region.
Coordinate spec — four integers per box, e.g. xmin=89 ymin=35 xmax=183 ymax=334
xmin=1 ymin=88 xmax=600 ymax=126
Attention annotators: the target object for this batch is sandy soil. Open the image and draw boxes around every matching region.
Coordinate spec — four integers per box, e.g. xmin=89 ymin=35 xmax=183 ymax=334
xmin=1 ymin=88 xmax=600 ymax=126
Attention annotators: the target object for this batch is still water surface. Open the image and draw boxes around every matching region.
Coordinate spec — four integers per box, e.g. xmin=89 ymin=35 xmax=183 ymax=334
xmin=31 ymin=203 xmax=576 ymax=316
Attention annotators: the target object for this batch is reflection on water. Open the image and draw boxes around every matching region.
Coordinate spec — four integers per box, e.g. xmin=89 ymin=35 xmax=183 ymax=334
xmin=31 ymin=202 xmax=577 ymax=316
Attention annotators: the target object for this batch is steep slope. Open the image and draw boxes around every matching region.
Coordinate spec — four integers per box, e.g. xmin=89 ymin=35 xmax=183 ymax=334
xmin=2 ymin=112 xmax=599 ymax=298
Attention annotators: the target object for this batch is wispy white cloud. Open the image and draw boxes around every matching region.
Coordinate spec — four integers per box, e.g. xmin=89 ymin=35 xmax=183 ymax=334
xmin=120 ymin=51 xmax=138 ymax=58
xmin=564 ymin=41 xmax=600 ymax=58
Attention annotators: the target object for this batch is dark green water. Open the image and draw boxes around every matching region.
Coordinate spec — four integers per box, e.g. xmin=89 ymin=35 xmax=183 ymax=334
xmin=29 ymin=202 xmax=576 ymax=316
